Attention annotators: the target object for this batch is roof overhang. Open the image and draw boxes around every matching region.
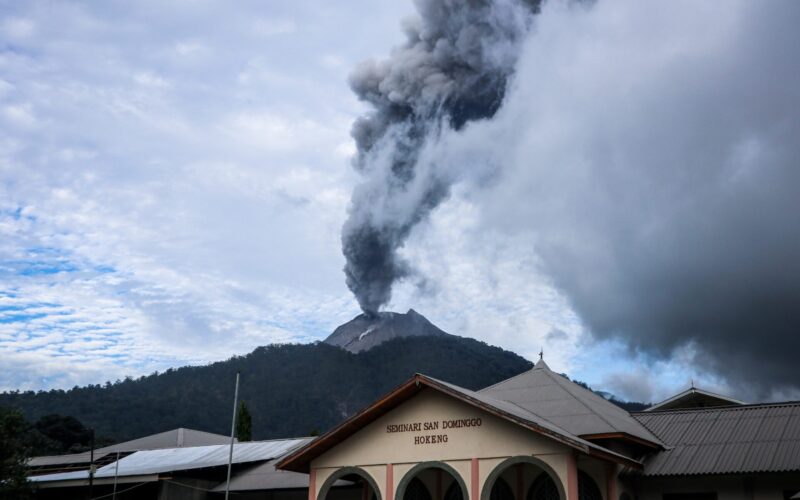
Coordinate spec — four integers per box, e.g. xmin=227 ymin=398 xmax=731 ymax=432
xmin=276 ymin=374 xmax=642 ymax=473
xmin=580 ymin=432 xmax=662 ymax=451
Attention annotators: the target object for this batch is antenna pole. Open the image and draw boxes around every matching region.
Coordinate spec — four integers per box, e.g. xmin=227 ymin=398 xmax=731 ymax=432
xmin=225 ymin=371 xmax=240 ymax=500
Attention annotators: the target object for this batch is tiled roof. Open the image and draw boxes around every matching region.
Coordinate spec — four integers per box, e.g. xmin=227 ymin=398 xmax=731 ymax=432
xmin=632 ymin=402 xmax=800 ymax=476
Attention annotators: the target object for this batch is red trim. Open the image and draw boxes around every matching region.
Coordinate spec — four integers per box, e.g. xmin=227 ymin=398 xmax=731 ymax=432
xmin=567 ymin=453 xmax=578 ymax=500
xmin=387 ymin=464 xmax=394 ymax=500
xmin=309 ymin=469 xmax=317 ymax=500
xmin=276 ymin=374 xmax=643 ymax=473
xmin=606 ymin=464 xmax=617 ymax=500
xmin=471 ymin=458 xmax=479 ymax=500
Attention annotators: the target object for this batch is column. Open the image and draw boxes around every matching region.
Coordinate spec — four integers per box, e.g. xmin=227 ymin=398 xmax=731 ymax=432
xmin=471 ymin=458 xmax=480 ymax=500
xmin=606 ymin=464 xmax=617 ymax=500
xmin=309 ymin=469 xmax=317 ymax=500
xmin=387 ymin=464 xmax=394 ymax=500
xmin=566 ymin=453 xmax=578 ymax=500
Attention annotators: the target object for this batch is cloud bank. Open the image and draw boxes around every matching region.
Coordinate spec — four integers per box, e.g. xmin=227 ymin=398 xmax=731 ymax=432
xmin=403 ymin=0 xmax=800 ymax=398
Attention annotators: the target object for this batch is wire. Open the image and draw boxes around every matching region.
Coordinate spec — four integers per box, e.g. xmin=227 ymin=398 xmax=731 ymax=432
xmin=90 ymin=481 xmax=148 ymax=499
xmin=163 ymin=479 xmax=245 ymax=495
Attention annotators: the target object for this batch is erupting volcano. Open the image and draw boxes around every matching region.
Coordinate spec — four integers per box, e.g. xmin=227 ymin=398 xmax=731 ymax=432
xmin=324 ymin=309 xmax=451 ymax=353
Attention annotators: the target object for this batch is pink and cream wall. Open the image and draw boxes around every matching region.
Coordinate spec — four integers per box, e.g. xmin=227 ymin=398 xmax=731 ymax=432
xmin=307 ymin=389 xmax=617 ymax=500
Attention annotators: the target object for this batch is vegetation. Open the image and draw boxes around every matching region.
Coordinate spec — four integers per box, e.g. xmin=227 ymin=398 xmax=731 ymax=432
xmin=0 ymin=407 xmax=31 ymax=499
xmin=0 ymin=336 xmax=647 ymax=445
xmin=0 ymin=336 xmax=532 ymax=442
xmin=236 ymin=401 xmax=252 ymax=442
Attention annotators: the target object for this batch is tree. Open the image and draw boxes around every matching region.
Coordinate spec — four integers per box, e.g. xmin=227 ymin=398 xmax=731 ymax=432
xmin=0 ymin=407 xmax=31 ymax=499
xmin=236 ymin=401 xmax=252 ymax=442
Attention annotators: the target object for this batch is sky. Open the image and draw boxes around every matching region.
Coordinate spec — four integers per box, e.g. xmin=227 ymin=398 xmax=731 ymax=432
xmin=2 ymin=0 xmax=798 ymax=403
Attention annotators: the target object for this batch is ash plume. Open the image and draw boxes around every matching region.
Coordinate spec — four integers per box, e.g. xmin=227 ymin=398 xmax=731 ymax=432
xmin=342 ymin=0 xmax=540 ymax=315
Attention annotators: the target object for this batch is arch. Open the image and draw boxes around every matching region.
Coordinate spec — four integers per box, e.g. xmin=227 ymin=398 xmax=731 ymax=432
xmin=444 ymin=481 xmax=463 ymax=500
xmin=481 ymin=457 xmax=566 ymax=500
xmin=577 ymin=471 xmax=602 ymax=500
xmin=396 ymin=462 xmax=469 ymax=500
xmin=318 ymin=466 xmax=383 ymax=500
xmin=490 ymin=477 xmax=514 ymax=500
xmin=528 ymin=471 xmax=560 ymax=500
xmin=405 ymin=477 xmax=433 ymax=500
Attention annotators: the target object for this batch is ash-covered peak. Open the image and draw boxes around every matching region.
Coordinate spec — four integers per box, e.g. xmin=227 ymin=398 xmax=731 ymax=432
xmin=324 ymin=309 xmax=450 ymax=353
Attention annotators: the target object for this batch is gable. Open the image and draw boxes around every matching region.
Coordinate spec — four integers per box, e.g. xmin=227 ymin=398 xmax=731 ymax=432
xmin=313 ymin=388 xmax=568 ymax=468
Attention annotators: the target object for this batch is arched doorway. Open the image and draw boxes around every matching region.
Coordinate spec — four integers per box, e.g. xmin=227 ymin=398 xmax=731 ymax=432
xmin=482 ymin=457 xmax=566 ymax=500
xmin=577 ymin=471 xmax=602 ymax=500
xmin=318 ymin=467 xmax=381 ymax=500
xmin=397 ymin=462 xmax=468 ymax=500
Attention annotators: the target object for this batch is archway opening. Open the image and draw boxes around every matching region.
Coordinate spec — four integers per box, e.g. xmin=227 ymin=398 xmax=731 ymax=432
xmin=482 ymin=458 xmax=565 ymax=500
xmin=320 ymin=468 xmax=380 ymax=500
xmin=577 ymin=471 xmax=602 ymax=500
xmin=398 ymin=463 xmax=467 ymax=500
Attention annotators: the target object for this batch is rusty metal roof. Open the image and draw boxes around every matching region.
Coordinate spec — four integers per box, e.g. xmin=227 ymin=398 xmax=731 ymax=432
xmin=632 ymin=402 xmax=800 ymax=476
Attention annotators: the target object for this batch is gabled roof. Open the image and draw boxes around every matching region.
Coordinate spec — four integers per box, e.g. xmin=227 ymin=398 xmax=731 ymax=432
xmin=644 ymin=387 xmax=745 ymax=412
xmin=479 ymin=359 xmax=661 ymax=447
xmin=632 ymin=402 xmax=800 ymax=476
xmin=276 ymin=373 xmax=642 ymax=473
xmin=28 ymin=427 xmax=232 ymax=468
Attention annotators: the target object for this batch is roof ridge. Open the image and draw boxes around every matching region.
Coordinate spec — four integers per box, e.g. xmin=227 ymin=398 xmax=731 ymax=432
xmin=631 ymin=400 xmax=800 ymax=415
xmin=478 ymin=365 xmax=535 ymax=392
xmin=542 ymin=368 xmax=624 ymax=431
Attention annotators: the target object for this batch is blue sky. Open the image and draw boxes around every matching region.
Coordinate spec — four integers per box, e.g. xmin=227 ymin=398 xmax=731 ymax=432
xmin=2 ymin=0 xmax=797 ymax=403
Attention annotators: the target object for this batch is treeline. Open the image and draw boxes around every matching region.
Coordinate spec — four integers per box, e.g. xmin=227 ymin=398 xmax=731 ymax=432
xmin=0 ymin=336 xmax=534 ymax=442
xmin=1 ymin=336 xmax=648 ymax=445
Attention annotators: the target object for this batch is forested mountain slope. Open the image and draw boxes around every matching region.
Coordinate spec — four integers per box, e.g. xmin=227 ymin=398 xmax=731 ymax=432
xmin=0 ymin=335 xmax=533 ymax=442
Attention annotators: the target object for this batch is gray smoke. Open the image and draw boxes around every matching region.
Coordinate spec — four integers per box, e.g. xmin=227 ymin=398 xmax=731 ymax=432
xmin=443 ymin=0 xmax=800 ymax=398
xmin=342 ymin=0 xmax=540 ymax=315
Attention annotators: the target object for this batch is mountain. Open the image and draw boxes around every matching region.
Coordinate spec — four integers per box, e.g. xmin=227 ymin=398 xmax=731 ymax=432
xmin=324 ymin=309 xmax=450 ymax=352
xmin=0 ymin=335 xmax=533 ymax=443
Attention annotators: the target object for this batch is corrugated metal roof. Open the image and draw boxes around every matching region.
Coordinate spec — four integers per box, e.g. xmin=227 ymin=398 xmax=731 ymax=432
xmin=30 ymin=438 xmax=312 ymax=484
xmin=632 ymin=402 xmax=800 ymax=476
xmin=28 ymin=427 xmax=232 ymax=467
xmin=480 ymin=359 xmax=661 ymax=445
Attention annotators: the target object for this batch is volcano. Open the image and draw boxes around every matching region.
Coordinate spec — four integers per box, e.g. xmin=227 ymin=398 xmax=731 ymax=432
xmin=324 ymin=309 xmax=451 ymax=353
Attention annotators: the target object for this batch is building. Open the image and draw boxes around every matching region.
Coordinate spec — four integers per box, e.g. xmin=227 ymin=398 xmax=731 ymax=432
xmin=27 ymin=359 xmax=800 ymax=499
xmin=276 ymin=359 xmax=800 ymax=500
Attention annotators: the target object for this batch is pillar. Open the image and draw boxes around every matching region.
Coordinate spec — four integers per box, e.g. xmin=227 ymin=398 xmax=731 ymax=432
xmin=309 ymin=469 xmax=317 ymax=500
xmin=387 ymin=464 xmax=394 ymax=500
xmin=566 ymin=453 xmax=578 ymax=500
xmin=606 ymin=464 xmax=617 ymax=500
xmin=471 ymin=458 xmax=480 ymax=500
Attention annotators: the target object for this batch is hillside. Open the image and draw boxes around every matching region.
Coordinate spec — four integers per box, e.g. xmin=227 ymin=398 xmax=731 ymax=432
xmin=0 ymin=335 xmax=533 ymax=442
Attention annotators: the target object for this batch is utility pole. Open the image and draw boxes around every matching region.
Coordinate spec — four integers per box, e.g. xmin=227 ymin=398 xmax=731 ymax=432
xmin=225 ymin=371 xmax=240 ymax=500
xmin=89 ymin=428 xmax=95 ymax=500
xmin=112 ymin=451 xmax=120 ymax=499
